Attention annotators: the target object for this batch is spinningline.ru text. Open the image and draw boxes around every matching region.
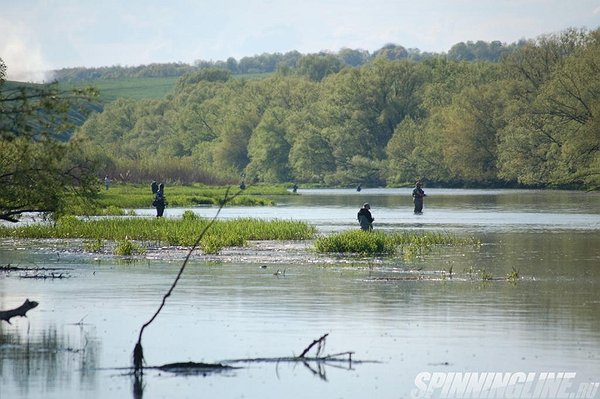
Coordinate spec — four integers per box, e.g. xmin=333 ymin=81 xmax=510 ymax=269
xmin=411 ymin=372 xmax=599 ymax=399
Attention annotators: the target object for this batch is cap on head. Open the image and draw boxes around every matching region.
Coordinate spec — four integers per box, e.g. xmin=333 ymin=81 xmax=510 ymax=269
xmin=363 ymin=203 xmax=370 ymax=209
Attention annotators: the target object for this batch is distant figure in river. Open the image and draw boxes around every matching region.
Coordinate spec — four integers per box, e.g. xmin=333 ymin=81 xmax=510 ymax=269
xmin=412 ymin=180 xmax=426 ymax=214
xmin=151 ymin=180 xmax=158 ymax=194
xmin=153 ymin=183 xmax=166 ymax=217
xmin=357 ymin=203 xmax=374 ymax=231
xmin=104 ymin=175 xmax=111 ymax=190
xmin=292 ymin=183 xmax=298 ymax=193
xmin=356 ymin=184 xmax=362 ymax=192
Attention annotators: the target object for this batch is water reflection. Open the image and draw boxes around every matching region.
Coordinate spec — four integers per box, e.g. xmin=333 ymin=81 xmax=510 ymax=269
xmin=0 ymin=323 xmax=99 ymax=397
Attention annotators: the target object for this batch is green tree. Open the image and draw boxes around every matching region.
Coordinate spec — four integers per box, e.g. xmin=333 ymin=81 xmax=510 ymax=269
xmin=498 ymin=28 xmax=598 ymax=188
xmin=0 ymin=58 xmax=99 ymax=222
xmin=245 ymin=108 xmax=291 ymax=182
xmin=297 ymin=53 xmax=344 ymax=82
xmin=438 ymin=81 xmax=505 ymax=182
xmin=288 ymin=114 xmax=335 ymax=182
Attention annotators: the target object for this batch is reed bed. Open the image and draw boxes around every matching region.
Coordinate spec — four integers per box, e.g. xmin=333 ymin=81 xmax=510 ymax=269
xmin=314 ymin=230 xmax=480 ymax=256
xmin=0 ymin=216 xmax=316 ymax=255
xmin=90 ymin=183 xmax=290 ymax=211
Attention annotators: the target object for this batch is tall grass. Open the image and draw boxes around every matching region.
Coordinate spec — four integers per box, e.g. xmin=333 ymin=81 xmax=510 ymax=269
xmin=314 ymin=230 xmax=480 ymax=256
xmin=0 ymin=216 xmax=316 ymax=255
xmin=94 ymin=183 xmax=289 ymax=210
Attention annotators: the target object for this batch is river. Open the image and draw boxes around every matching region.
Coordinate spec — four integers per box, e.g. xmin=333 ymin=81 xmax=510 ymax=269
xmin=1 ymin=188 xmax=599 ymax=399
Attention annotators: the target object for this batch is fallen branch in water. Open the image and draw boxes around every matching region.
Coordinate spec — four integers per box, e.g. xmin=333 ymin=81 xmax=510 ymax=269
xmin=140 ymin=334 xmax=361 ymax=380
xmin=0 ymin=299 xmax=39 ymax=324
xmin=225 ymin=333 xmax=355 ymax=365
xmin=221 ymin=334 xmax=360 ymax=381
xmin=299 ymin=332 xmax=328 ymax=357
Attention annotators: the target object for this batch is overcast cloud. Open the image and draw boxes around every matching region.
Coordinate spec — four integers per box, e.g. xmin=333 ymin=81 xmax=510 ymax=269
xmin=1 ymin=0 xmax=599 ymax=82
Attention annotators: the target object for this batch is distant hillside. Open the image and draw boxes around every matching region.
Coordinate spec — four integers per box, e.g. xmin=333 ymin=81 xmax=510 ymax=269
xmin=52 ymin=40 xmax=522 ymax=83
xmin=63 ymin=76 xmax=180 ymax=102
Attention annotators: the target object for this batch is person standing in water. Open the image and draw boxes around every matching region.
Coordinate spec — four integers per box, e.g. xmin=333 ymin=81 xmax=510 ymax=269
xmin=357 ymin=203 xmax=374 ymax=231
xmin=153 ymin=183 xmax=166 ymax=217
xmin=412 ymin=180 xmax=426 ymax=214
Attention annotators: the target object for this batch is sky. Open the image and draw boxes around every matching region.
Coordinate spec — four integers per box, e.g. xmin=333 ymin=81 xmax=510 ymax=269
xmin=1 ymin=0 xmax=599 ymax=82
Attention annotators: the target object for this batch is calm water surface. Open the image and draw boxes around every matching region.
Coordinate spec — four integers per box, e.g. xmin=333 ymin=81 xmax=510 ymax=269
xmin=1 ymin=188 xmax=599 ymax=399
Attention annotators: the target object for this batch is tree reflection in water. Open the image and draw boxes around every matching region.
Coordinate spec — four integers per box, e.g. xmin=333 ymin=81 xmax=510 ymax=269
xmin=0 ymin=322 xmax=99 ymax=395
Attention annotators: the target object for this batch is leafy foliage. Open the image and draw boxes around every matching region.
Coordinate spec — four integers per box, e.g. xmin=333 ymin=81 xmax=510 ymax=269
xmin=0 ymin=58 xmax=101 ymax=222
xmin=66 ymin=28 xmax=600 ymax=190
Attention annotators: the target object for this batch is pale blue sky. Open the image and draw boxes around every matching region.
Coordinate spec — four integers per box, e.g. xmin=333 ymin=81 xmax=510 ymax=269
xmin=1 ymin=0 xmax=599 ymax=81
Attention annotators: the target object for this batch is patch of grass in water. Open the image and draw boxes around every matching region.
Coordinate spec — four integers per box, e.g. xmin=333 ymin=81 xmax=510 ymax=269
xmin=114 ymin=239 xmax=146 ymax=256
xmin=314 ymin=230 xmax=480 ymax=257
xmin=83 ymin=239 xmax=104 ymax=253
xmin=0 ymin=215 xmax=316 ymax=255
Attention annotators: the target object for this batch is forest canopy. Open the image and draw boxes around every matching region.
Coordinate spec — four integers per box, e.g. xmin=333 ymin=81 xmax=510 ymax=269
xmin=44 ymin=29 xmax=600 ymax=190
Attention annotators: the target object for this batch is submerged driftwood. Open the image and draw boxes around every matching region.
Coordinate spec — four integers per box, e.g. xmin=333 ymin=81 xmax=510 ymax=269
xmin=154 ymin=361 xmax=234 ymax=375
xmin=0 ymin=299 xmax=39 ymax=324
xmin=146 ymin=332 xmax=363 ymax=380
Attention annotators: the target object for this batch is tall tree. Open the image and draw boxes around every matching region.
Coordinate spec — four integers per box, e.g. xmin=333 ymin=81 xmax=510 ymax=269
xmin=245 ymin=108 xmax=291 ymax=182
xmin=498 ymin=28 xmax=598 ymax=188
xmin=0 ymin=58 xmax=100 ymax=222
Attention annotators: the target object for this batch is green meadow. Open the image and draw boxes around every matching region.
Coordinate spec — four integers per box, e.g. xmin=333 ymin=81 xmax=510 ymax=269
xmin=61 ymin=72 xmax=273 ymax=103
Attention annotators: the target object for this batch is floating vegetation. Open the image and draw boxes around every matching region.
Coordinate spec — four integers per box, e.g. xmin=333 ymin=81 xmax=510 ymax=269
xmin=314 ymin=230 xmax=480 ymax=257
xmin=507 ymin=266 xmax=520 ymax=282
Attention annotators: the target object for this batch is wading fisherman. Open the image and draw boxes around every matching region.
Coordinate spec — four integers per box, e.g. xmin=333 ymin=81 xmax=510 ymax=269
xmin=357 ymin=203 xmax=374 ymax=231
xmin=412 ymin=180 xmax=426 ymax=214
xmin=153 ymin=183 xmax=166 ymax=217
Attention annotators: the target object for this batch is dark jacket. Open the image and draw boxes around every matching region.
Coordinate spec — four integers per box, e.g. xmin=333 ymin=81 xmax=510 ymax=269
xmin=357 ymin=208 xmax=374 ymax=230
xmin=412 ymin=187 xmax=425 ymax=199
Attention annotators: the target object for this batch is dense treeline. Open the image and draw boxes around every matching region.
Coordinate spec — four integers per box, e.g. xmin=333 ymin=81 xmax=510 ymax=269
xmin=0 ymin=58 xmax=100 ymax=222
xmin=53 ymin=41 xmax=521 ymax=83
xmin=75 ymin=28 xmax=600 ymax=189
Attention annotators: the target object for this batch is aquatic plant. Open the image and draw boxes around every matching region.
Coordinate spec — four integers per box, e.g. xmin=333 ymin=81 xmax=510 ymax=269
xmin=114 ymin=239 xmax=146 ymax=256
xmin=0 ymin=216 xmax=316 ymax=254
xmin=314 ymin=230 xmax=479 ymax=256
xmin=181 ymin=210 xmax=199 ymax=220
xmin=314 ymin=230 xmax=397 ymax=255
xmin=480 ymin=270 xmax=494 ymax=281
xmin=95 ymin=183 xmax=286 ymax=209
xmin=506 ymin=266 xmax=520 ymax=282
xmin=83 ymin=239 xmax=104 ymax=253
xmin=101 ymin=205 xmax=128 ymax=216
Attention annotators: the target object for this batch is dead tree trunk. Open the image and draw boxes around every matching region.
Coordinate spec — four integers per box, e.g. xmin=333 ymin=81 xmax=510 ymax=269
xmin=0 ymin=299 xmax=39 ymax=324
